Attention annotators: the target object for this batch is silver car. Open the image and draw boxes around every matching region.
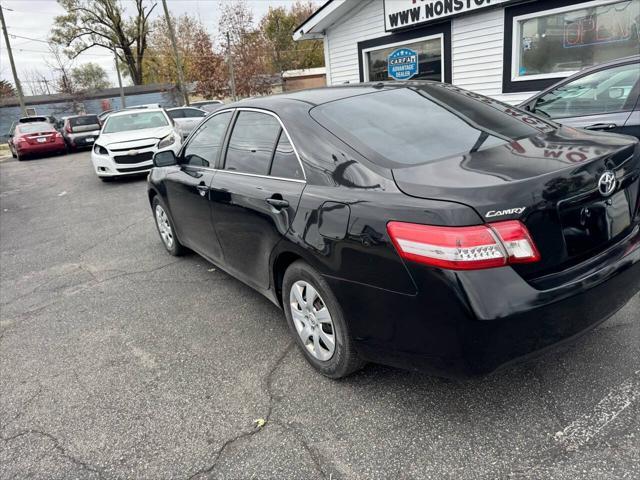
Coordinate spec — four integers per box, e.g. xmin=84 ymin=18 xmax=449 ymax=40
xmin=166 ymin=107 xmax=207 ymax=139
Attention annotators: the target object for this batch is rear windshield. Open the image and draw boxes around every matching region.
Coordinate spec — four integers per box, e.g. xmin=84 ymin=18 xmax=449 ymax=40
xmin=69 ymin=115 xmax=99 ymax=126
xmin=310 ymin=84 xmax=556 ymax=168
xmin=103 ymin=111 xmax=168 ymax=134
xmin=16 ymin=123 xmax=53 ymax=134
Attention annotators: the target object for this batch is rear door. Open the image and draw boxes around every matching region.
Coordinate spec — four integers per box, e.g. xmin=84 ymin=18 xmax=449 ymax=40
xmin=209 ymin=109 xmax=306 ymax=290
xmin=532 ymin=62 xmax=640 ymax=138
xmin=164 ymin=110 xmax=233 ymax=262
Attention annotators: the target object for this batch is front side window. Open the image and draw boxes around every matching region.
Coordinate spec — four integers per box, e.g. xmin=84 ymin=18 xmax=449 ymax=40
xmin=365 ymin=36 xmax=442 ymax=82
xmin=103 ymin=111 xmax=169 ymax=133
xmin=515 ymin=0 xmax=640 ymax=80
xmin=183 ymin=111 xmax=232 ymax=167
xmin=224 ymin=112 xmax=281 ymax=175
xmin=535 ymin=63 xmax=640 ymax=119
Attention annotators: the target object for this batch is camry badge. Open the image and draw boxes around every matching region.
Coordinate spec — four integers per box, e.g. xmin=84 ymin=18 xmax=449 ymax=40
xmin=128 ymin=149 xmax=139 ymax=156
xmin=598 ymin=171 xmax=616 ymax=197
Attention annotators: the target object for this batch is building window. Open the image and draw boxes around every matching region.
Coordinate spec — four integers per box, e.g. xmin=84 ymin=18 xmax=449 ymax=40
xmin=362 ymin=35 xmax=443 ymax=82
xmin=504 ymin=0 xmax=640 ymax=93
xmin=513 ymin=0 xmax=639 ymax=81
xmin=358 ymin=22 xmax=452 ymax=84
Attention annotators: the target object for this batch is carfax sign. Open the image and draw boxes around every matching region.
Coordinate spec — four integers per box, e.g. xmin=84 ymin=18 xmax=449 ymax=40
xmin=388 ymin=48 xmax=419 ymax=80
xmin=384 ymin=0 xmax=513 ymax=31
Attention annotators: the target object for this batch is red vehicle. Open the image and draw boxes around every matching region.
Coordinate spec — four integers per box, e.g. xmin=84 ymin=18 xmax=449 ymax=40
xmin=9 ymin=122 xmax=67 ymax=161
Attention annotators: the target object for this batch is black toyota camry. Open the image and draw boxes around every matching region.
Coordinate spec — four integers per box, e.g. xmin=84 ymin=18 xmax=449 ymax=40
xmin=147 ymin=82 xmax=640 ymax=378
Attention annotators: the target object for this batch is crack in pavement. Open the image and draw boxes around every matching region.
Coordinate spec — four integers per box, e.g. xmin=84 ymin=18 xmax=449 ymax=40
xmin=76 ymin=216 xmax=148 ymax=257
xmin=0 ymin=383 xmax=43 ymax=432
xmin=186 ymin=342 xmax=298 ymax=480
xmin=1 ymin=429 xmax=104 ymax=479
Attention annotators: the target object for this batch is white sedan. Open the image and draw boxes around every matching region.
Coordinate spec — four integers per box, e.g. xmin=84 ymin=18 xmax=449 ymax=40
xmin=91 ymin=108 xmax=182 ymax=181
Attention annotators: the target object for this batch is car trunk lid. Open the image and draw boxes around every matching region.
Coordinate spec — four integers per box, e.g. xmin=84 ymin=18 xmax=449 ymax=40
xmin=392 ymin=127 xmax=640 ymax=279
xmin=24 ymin=131 xmax=57 ymax=145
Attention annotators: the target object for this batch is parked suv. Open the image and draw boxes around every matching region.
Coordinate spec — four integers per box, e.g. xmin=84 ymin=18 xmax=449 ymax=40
xmin=519 ymin=55 xmax=640 ymax=140
xmin=61 ymin=115 xmax=101 ymax=150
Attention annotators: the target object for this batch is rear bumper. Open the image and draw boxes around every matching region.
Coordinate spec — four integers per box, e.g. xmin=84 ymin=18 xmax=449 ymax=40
xmin=16 ymin=141 xmax=66 ymax=155
xmin=326 ymin=226 xmax=640 ymax=377
xmin=68 ymin=132 xmax=99 ymax=148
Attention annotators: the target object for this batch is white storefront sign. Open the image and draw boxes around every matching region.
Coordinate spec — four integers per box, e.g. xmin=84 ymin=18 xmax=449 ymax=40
xmin=384 ymin=0 xmax=513 ymax=31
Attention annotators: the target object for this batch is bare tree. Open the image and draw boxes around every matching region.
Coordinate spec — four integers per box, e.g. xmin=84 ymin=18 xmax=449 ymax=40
xmin=51 ymin=0 xmax=157 ymax=85
xmin=22 ymin=70 xmax=53 ymax=96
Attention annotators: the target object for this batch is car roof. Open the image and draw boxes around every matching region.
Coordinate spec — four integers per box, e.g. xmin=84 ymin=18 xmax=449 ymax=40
xmin=107 ymin=108 xmax=166 ymax=117
xmin=224 ymin=80 xmax=443 ymax=111
xmin=167 ymin=106 xmax=205 ymax=111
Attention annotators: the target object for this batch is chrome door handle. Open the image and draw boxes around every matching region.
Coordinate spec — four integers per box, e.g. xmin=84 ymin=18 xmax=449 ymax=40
xmin=266 ymin=197 xmax=289 ymax=209
xmin=584 ymin=123 xmax=617 ymax=130
xmin=197 ymin=184 xmax=209 ymax=197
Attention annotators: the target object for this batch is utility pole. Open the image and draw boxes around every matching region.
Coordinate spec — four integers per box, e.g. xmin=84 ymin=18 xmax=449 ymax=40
xmin=113 ymin=48 xmax=126 ymax=109
xmin=162 ymin=0 xmax=189 ymax=105
xmin=226 ymin=31 xmax=237 ymax=102
xmin=0 ymin=5 xmax=26 ymax=116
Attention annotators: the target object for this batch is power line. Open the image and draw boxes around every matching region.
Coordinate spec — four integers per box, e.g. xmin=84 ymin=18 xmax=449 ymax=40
xmin=8 ymin=33 xmax=49 ymax=44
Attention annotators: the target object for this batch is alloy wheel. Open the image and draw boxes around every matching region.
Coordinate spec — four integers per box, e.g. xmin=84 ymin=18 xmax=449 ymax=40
xmin=155 ymin=204 xmax=174 ymax=249
xmin=289 ymin=280 xmax=336 ymax=361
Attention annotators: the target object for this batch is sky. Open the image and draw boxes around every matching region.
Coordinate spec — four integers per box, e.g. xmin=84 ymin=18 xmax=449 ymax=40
xmin=0 ymin=0 xmax=305 ymax=92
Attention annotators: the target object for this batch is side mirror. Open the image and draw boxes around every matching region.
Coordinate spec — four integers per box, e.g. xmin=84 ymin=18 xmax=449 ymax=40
xmin=153 ymin=150 xmax=178 ymax=167
xmin=608 ymin=87 xmax=625 ymax=100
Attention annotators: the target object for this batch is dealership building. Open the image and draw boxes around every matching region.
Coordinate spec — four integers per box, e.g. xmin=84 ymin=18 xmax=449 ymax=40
xmin=294 ymin=0 xmax=640 ymax=104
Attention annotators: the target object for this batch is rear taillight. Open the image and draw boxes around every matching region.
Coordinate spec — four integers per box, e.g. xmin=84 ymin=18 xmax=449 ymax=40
xmin=387 ymin=220 xmax=540 ymax=270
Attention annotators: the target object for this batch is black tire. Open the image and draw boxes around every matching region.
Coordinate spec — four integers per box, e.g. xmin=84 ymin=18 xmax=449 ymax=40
xmin=282 ymin=260 xmax=365 ymax=378
xmin=151 ymin=196 xmax=185 ymax=256
xmin=99 ymin=176 xmax=113 ymax=182
xmin=11 ymin=148 xmax=16 ymax=158
xmin=16 ymin=152 xmax=24 ymax=161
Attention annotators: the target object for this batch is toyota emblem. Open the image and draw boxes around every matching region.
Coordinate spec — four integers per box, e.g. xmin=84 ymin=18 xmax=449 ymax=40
xmin=598 ymin=171 xmax=616 ymax=197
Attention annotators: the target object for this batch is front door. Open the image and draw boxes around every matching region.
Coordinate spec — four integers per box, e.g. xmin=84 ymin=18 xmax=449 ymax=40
xmin=210 ymin=110 xmax=306 ymax=290
xmin=164 ymin=111 xmax=233 ymax=262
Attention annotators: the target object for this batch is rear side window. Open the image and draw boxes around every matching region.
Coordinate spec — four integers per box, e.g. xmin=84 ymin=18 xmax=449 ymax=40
xmin=224 ymin=112 xmax=280 ymax=175
xmin=167 ymin=109 xmax=184 ymax=119
xmin=311 ymin=86 xmax=550 ymax=168
xmin=270 ymin=132 xmax=303 ymax=180
xmin=69 ymin=115 xmax=99 ymax=126
xmin=183 ymin=108 xmax=206 ymax=118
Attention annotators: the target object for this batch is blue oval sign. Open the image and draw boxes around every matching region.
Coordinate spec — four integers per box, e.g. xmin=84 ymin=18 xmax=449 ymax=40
xmin=388 ymin=48 xmax=419 ymax=81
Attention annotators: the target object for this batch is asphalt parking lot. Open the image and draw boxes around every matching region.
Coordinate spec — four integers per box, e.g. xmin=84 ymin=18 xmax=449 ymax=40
xmin=0 ymin=151 xmax=638 ymax=480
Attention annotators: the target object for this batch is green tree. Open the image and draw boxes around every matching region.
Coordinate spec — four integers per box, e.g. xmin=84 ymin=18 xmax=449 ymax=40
xmin=51 ymin=0 xmax=157 ymax=85
xmin=260 ymin=1 xmax=324 ymax=73
xmin=71 ymin=63 xmax=111 ymax=91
